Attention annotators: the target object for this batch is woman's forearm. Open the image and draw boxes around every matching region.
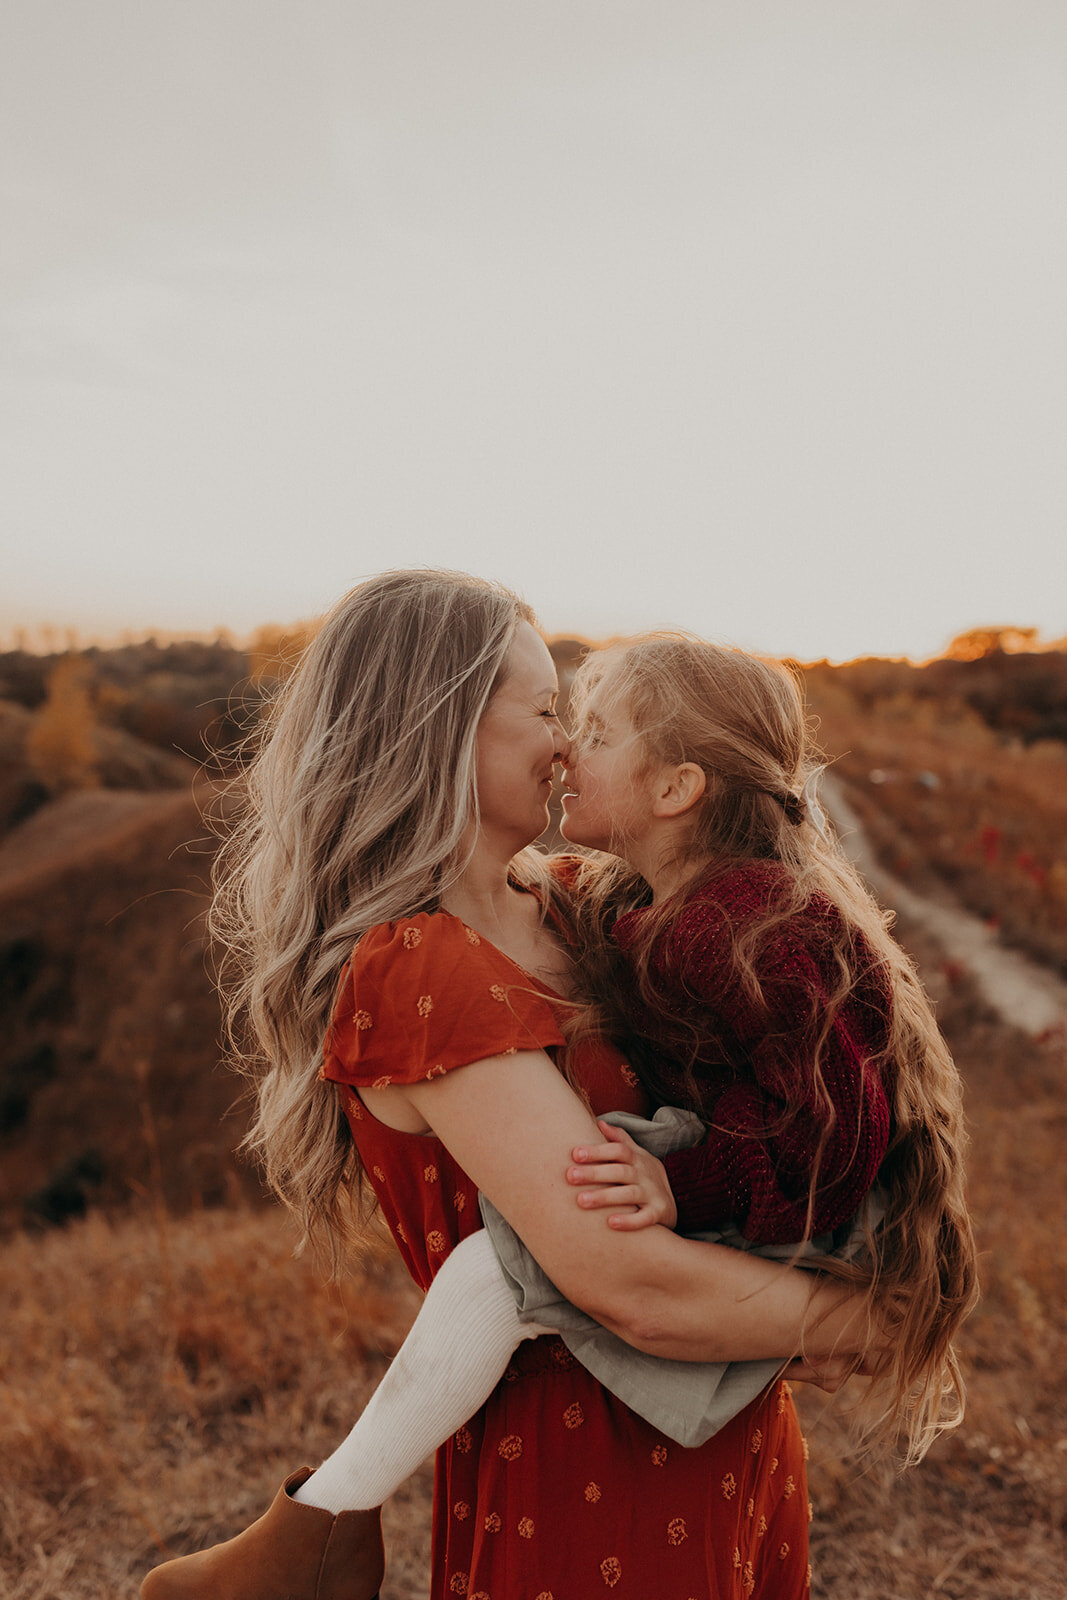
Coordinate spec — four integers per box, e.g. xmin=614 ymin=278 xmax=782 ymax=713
xmin=584 ymin=1232 xmax=869 ymax=1364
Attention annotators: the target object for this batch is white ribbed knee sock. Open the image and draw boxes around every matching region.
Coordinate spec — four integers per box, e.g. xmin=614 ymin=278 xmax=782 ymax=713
xmin=294 ymin=1228 xmax=547 ymax=1513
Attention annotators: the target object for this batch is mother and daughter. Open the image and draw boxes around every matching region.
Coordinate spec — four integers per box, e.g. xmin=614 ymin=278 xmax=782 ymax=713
xmin=143 ymin=570 xmax=976 ymax=1600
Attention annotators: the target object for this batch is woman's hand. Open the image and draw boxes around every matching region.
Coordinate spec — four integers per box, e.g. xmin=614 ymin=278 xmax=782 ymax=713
xmin=780 ymin=1354 xmax=854 ymax=1393
xmin=566 ymin=1120 xmax=679 ymax=1231
xmin=782 ymin=1334 xmax=886 ymax=1393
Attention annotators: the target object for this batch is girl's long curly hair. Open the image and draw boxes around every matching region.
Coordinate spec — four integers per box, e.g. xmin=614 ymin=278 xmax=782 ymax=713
xmin=563 ymin=634 xmax=978 ymax=1466
xmin=209 ymin=570 xmax=554 ymax=1273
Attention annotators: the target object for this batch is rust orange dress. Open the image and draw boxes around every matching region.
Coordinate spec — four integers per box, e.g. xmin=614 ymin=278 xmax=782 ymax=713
xmin=322 ymin=908 xmax=812 ymax=1600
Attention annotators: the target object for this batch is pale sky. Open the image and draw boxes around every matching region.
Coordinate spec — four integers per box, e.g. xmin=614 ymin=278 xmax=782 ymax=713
xmin=2 ymin=1 xmax=1065 ymax=661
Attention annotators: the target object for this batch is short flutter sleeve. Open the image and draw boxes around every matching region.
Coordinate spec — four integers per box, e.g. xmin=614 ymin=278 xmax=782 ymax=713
xmin=322 ymin=911 xmax=568 ymax=1089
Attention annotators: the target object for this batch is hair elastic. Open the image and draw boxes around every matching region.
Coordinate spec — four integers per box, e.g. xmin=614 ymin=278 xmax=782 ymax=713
xmin=775 ymin=791 xmax=806 ymax=825
xmin=765 ymin=768 xmax=830 ymax=844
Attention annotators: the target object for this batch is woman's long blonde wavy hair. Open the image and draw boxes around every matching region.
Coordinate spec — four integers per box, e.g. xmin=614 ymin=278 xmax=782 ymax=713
xmin=210 ymin=570 xmax=549 ymax=1273
xmin=563 ymin=634 xmax=978 ymax=1466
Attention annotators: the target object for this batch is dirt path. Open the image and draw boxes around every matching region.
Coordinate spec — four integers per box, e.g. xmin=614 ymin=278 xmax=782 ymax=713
xmin=822 ymin=775 xmax=1067 ymax=1037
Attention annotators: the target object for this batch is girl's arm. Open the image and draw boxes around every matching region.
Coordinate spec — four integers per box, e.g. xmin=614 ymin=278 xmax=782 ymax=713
xmin=391 ymin=1049 xmax=873 ymax=1366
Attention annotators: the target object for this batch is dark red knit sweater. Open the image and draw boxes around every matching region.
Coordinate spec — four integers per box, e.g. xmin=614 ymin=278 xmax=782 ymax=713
xmin=611 ymin=862 xmax=895 ymax=1245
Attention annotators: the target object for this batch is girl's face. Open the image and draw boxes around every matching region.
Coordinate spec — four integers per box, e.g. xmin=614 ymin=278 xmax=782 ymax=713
xmin=559 ymin=688 xmax=654 ymax=855
xmin=475 ymin=621 xmax=569 ymax=852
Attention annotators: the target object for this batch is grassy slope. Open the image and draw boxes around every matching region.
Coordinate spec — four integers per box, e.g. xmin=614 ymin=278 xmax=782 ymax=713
xmin=1 ymin=931 xmax=1062 ymax=1599
xmin=0 ymin=1209 xmax=432 ymax=1600
xmin=0 ymin=787 xmax=257 ymax=1228
xmin=1 ymin=653 xmax=1065 ymax=1598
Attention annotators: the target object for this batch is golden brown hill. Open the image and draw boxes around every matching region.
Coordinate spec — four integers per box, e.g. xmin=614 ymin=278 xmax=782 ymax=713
xmin=0 ymin=785 xmax=257 ymax=1231
xmin=0 ymin=690 xmax=196 ymax=834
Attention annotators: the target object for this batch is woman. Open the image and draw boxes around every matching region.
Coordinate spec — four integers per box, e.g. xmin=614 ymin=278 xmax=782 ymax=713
xmin=144 ymin=571 xmax=875 ymax=1600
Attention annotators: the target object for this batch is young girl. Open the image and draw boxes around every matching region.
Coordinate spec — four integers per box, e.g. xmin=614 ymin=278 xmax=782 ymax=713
xmin=143 ymin=616 xmax=975 ymax=1600
xmin=554 ymin=633 xmax=977 ymax=1454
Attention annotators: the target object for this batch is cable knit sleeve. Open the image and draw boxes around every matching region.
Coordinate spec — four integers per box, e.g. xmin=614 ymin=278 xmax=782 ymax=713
xmin=656 ymin=884 xmax=893 ymax=1244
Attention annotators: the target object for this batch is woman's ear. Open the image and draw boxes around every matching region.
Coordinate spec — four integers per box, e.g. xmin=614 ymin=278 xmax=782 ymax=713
xmin=651 ymin=762 xmax=707 ymax=819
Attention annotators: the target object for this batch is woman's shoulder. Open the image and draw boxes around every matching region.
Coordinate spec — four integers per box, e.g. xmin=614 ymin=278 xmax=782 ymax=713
xmin=351 ymin=907 xmax=489 ymax=974
xmin=322 ymin=909 xmax=568 ymax=1089
xmin=341 ymin=906 xmax=554 ymax=1015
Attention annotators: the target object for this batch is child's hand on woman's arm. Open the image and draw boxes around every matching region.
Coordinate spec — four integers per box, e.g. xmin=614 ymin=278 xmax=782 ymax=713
xmin=567 ymin=1120 xmax=679 ymax=1231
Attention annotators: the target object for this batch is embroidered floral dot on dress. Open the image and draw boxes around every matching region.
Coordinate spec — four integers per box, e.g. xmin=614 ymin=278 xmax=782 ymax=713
xmin=600 ymin=1555 xmax=622 ymax=1587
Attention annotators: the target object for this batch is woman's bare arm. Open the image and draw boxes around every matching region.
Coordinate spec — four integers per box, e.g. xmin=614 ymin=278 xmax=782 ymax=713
xmin=389 ymin=1050 xmax=872 ymax=1366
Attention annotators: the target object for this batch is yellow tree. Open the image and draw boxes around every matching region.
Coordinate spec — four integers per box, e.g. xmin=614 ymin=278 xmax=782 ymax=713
xmin=944 ymin=626 xmax=1038 ymax=660
xmin=26 ymin=655 xmax=100 ymax=792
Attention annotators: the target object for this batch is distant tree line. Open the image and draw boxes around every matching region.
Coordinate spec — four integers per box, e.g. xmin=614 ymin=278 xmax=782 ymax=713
xmin=1 ymin=627 xmax=1064 ymax=809
xmin=803 ymin=645 xmax=1067 ymax=746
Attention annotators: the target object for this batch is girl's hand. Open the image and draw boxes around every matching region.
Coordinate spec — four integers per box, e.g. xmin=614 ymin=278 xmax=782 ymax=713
xmin=566 ymin=1120 xmax=679 ymax=1231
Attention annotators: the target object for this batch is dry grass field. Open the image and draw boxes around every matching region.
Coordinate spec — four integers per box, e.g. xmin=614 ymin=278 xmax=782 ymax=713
xmin=0 ymin=1206 xmax=433 ymax=1600
xmin=1 ymin=934 xmax=1063 ymax=1599
xmin=2 ymin=945 xmax=1064 ymax=1597
xmin=1 ymin=640 xmax=1064 ymax=1598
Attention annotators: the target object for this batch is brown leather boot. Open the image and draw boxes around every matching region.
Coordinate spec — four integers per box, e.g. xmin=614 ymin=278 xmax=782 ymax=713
xmin=140 ymin=1469 xmax=384 ymax=1600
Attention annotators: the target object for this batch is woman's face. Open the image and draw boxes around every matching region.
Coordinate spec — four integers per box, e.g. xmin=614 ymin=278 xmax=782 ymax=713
xmin=559 ymin=687 xmax=653 ymax=856
xmin=475 ymin=622 xmax=569 ymax=852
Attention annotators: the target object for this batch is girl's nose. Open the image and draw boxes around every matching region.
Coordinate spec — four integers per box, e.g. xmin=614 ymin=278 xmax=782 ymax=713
xmin=554 ymin=725 xmax=572 ymax=765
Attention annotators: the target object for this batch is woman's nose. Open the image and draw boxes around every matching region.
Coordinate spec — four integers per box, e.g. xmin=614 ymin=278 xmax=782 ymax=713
xmin=554 ymin=724 xmax=572 ymax=765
